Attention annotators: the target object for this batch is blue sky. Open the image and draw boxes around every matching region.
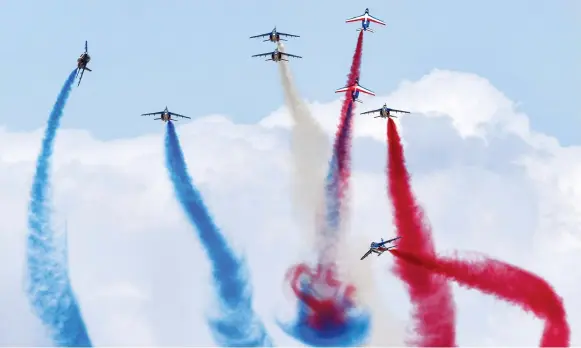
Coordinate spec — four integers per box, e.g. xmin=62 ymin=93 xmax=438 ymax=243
xmin=0 ymin=0 xmax=579 ymax=144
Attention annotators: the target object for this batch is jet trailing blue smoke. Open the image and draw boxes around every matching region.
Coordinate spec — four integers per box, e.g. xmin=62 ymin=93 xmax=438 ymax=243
xmin=26 ymin=69 xmax=92 ymax=347
xmin=164 ymin=121 xmax=272 ymax=347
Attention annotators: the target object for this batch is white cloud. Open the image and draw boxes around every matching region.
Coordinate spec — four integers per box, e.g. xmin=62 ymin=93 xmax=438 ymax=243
xmin=0 ymin=69 xmax=579 ymax=346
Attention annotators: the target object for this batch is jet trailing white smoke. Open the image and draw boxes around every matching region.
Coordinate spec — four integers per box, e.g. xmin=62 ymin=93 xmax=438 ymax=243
xmin=276 ymin=42 xmax=404 ymax=346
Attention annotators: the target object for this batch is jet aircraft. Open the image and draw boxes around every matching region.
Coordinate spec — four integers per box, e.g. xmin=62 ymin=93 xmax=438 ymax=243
xmin=335 ymin=77 xmax=376 ymax=103
xmin=360 ymin=237 xmax=401 ymax=260
xmin=141 ymin=107 xmax=191 ymax=122
xmin=249 ymin=27 xmax=299 ymax=42
xmin=252 ymin=48 xmax=302 ymax=62
xmin=345 ymin=8 xmax=386 ymax=33
xmin=361 ymin=104 xmax=410 ymax=118
xmin=76 ymin=41 xmax=92 ymax=86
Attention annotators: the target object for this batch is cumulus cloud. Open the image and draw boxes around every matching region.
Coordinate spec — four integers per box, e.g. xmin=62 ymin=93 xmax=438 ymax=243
xmin=0 ymin=69 xmax=579 ymax=346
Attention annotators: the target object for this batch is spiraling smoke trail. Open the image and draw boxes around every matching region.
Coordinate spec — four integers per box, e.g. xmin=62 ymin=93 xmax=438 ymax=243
xmin=386 ymin=118 xmax=456 ymax=346
xmin=390 ymin=249 xmax=570 ymax=347
xmin=26 ymin=69 xmax=92 ymax=347
xmin=164 ymin=121 xmax=272 ymax=347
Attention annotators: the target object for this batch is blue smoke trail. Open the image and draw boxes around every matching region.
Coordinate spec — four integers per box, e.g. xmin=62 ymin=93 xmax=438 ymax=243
xmin=324 ymin=101 xmax=353 ymax=233
xmin=164 ymin=121 xmax=272 ymax=347
xmin=26 ymin=69 xmax=93 ymax=347
xmin=280 ymin=101 xmax=371 ymax=346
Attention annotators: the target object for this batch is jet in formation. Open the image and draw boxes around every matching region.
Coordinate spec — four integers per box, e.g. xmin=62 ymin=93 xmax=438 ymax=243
xmin=346 ymin=8 xmax=386 ymax=33
xmin=335 ymin=77 xmax=376 ymax=103
xmin=76 ymin=41 xmax=92 ymax=87
xmin=252 ymin=47 xmax=302 ymax=62
xmin=141 ymin=107 xmax=191 ymax=122
xmin=360 ymin=236 xmax=401 ymax=260
xmin=249 ymin=27 xmax=300 ymax=43
xmin=361 ymin=104 xmax=410 ymax=118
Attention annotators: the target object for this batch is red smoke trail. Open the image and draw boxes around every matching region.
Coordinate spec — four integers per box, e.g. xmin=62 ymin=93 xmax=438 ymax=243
xmin=390 ymin=249 xmax=570 ymax=347
xmin=334 ymin=31 xmax=364 ymax=196
xmin=386 ymin=118 xmax=457 ymax=346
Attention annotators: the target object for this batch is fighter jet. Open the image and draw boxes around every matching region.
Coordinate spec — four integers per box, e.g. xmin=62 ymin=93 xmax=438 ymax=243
xmin=76 ymin=41 xmax=92 ymax=86
xmin=335 ymin=77 xmax=376 ymax=103
xmin=360 ymin=236 xmax=401 ymax=260
xmin=346 ymin=8 xmax=386 ymax=33
xmin=140 ymin=107 xmax=191 ymax=122
xmin=249 ymin=27 xmax=299 ymax=43
xmin=361 ymin=104 xmax=410 ymax=118
xmin=252 ymin=47 xmax=302 ymax=62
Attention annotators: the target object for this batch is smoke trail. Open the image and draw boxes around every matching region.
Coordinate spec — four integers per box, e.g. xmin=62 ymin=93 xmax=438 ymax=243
xmin=390 ymin=249 xmax=570 ymax=347
xmin=280 ymin=32 xmax=371 ymax=347
xmin=26 ymin=69 xmax=93 ymax=347
xmin=318 ymin=31 xmax=364 ymax=262
xmin=386 ymin=118 xmax=457 ymax=346
xmin=333 ymin=31 xmax=363 ymax=200
xmin=319 ymin=102 xmax=353 ymax=262
xmin=164 ymin=121 xmax=272 ymax=347
xmin=277 ymin=42 xmax=329 ymax=245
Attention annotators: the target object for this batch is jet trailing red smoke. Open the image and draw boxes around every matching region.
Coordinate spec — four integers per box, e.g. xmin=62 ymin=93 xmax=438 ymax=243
xmin=390 ymin=249 xmax=570 ymax=347
xmin=386 ymin=118 xmax=457 ymax=346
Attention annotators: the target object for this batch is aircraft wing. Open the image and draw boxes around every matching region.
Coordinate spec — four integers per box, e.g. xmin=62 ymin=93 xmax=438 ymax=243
xmin=77 ymin=69 xmax=85 ymax=87
xmin=360 ymin=108 xmax=382 ymax=115
xmin=141 ymin=111 xmax=164 ymax=116
xmin=367 ymin=14 xmax=386 ymax=25
xmin=281 ymin=52 xmax=302 ymax=59
xmin=252 ymin=52 xmax=273 ymax=58
xmin=389 ymin=108 xmax=411 ymax=114
xmin=376 ymin=236 xmax=401 ymax=247
xmin=360 ymin=249 xmax=373 ymax=260
xmin=346 ymin=14 xmax=367 ymax=23
xmin=170 ymin=112 xmax=191 ymax=119
xmin=384 ymin=236 xmax=401 ymax=244
xmin=249 ymin=32 xmax=270 ymax=39
xmin=355 ymin=84 xmax=376 ymax=96
xmin=278 ymin=32 xmax=300 ymax=38
xmin=335 ymin=86 xmax=351 ymax=93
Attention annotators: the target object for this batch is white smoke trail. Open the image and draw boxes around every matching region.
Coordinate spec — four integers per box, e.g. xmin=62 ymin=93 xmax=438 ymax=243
xmin=277 ymin=42 xmax=404 ymax=346
xmin=277 ymin=42 xmax=329 ymax=249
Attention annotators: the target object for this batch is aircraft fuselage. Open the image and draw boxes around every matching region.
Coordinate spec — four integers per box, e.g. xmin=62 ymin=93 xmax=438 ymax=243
xmin=77 ymin=54 xmax=90 ymax=68
xmin=270 ymin=33 xmax=280 ymax=42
